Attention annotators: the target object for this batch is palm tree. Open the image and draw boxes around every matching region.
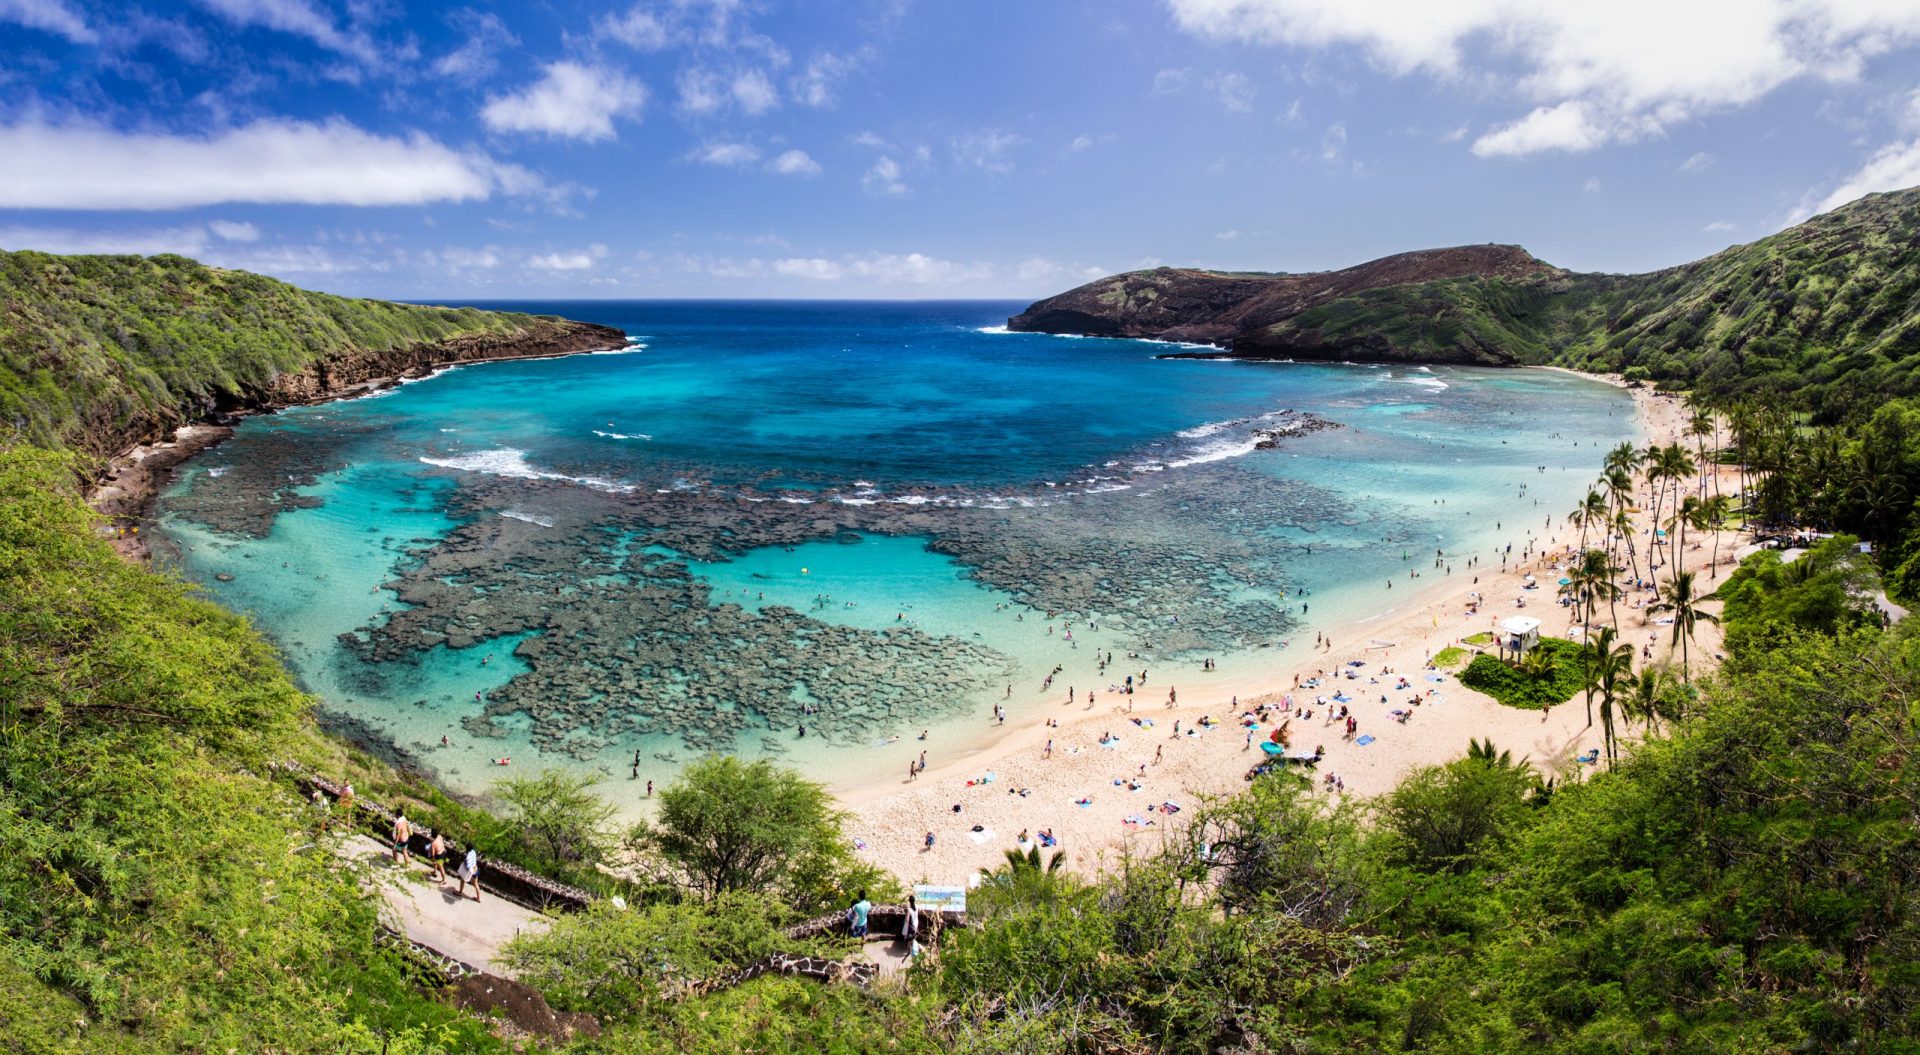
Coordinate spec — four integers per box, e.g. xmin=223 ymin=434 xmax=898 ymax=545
xmin=1687 ymin=405 xmax=1715 ymax=500
xmin=1571 ymin=489 xmax=1608 ymax=552
xmin=1667 ymin=494 xmax=1705 ymax=586
xmin=1611 ymin=507 xmax=1644 ymax=587
xmin=1620 ymin=666 xmax=1667 ymax=733
xmin=1466 ymin=738 xmax=1517 ymax=768
xmin=1587 ymin=626 xmax=1635 ymax=764
xmin=1649 ymin=570 xmax=1719 ymax=684
xmin=1700 ymin=494 xmax=1733 ymax=581
xmin=1518 ymin=646 xmax=1557 ymax=683
xmin=1568 ymin=547 xmax=1622 ymax=634
xmin=981 ymin=845 xmax=1068 ymax=898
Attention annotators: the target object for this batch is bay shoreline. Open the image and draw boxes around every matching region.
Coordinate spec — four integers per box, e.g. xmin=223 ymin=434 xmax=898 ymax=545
xmin=106 ymin=346 xmax=1720 ymax=886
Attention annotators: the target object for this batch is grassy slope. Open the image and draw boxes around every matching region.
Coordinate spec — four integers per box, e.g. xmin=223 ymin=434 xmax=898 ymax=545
xmin=1254 ymin=188 xmax=1920 ymax=417
xmin=0 ymin=447 xmax=511 ymax=1052
xmin=0 ymin=250 xmax=579 ymax=456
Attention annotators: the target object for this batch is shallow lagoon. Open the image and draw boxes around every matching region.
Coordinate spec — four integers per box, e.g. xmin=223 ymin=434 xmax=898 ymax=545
xmin=154 ymin=301 xmax=1637 ymax=799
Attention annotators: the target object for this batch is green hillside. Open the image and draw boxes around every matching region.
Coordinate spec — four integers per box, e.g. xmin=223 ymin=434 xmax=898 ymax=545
xmin=1256 ymin=188 xmax=1920 ymax=419
xmin=0 ymin=251 xmax=615 ymax=458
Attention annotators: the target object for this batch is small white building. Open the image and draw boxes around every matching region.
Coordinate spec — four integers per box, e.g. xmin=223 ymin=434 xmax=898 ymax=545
xmin=1502 ymin=616 xmax=1542 ymax=655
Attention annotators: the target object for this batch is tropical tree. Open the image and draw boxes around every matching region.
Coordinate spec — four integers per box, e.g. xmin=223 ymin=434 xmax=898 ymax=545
xmin=1466 ymin=738 xmax=1517 ymax=768
xmin=1620 ymin=665 xmax=1669 ymax=732
xmin=1649 ymin=569 xmax=1720 ymax=683
xmin=1667 ymin=494 xmax=1705 ymax=585
xmin=636 ymin=755 xmax=860 ymax=907
xmin=1701 ymin=493 xmax=1734 ymax=580
xmin=1586 ymin=626 xmax=1635 ymax=764
xmin=1570 ymin=489 xmax=1608 ymax=552
xmin=1688 ymin=405 xmax=1716 ymax=500
xmin=493 ymin=769 xmax=619 ymax=870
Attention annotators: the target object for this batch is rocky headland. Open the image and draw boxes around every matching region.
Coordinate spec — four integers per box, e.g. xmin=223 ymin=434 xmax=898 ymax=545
xmin=1006 ymin=244 xmax=1562 ymax=363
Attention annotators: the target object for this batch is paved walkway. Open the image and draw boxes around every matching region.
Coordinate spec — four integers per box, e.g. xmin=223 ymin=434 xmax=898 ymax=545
xmin=344 ymin=835 xmax=552 ymax=977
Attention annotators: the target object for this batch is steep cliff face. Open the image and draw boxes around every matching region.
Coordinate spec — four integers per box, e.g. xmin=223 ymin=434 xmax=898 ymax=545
xmin=1007 ymin=244 xmax=1561 ymax=358
xmin=243 ymin=319 xmax=626 ymax=411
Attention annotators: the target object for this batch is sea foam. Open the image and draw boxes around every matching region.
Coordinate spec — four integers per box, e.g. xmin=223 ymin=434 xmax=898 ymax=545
xmin=419 ymin=448 xmax=635 ymax=494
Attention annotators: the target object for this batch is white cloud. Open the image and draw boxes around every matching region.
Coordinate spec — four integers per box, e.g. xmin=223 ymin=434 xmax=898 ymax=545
xmin=597 ymin=4 xmax=672 ymax=50
xmin=1151 ymin=67 xmax=1191 ymax=96
xmin=1583 ymin=177 xmax=1602 ymax=193
xmin=0 ymin=0 xmax=94 ymax=43
xmin=689 ymin=141 xmax=760 ymax=167
xmin=792 ymin=50 xmax=859 ymax=107
xmin=1702 ymin=220 xmax=1738 ymax=233
xmin=1807 ymin=137 xmax=1920 ymax=217
xmin=1680 ymin=150 xmax=1715 ymax=173
xmin=676 ymin=67 xmax=727 ymax=115
xmin=196 ymin=0 xmax=378 ymax=64
xmin=952 ymin=128 xmax=1023 ymax=173
xmin=433 ymin=11 xmax=517 ymax=79
xmin=482 ymin=62 xmax=646 ymax=141
xmin=769 ymin=149 xmax=821 ymax=175
xmin=774 ymin=257 xmax=842 ymax=280
xmin=1168 ymin=0 xmax=1920 ymax=157
xmin=0 ymin=224 xmax=210 ymax=255
xmin=208 ymin=219 xmax=260 ymax=242
xmin=1214 ymin=229 xmax=1241 ymax=240
xmin=438 ymin=246 xmax=501 ymax=269
xmin=1321 ymin=122 xmax=1347 ymax=162
xmin=0 ymin=119 xmax=535 ymax=209
xmin=1066 ymin=133 xmax=1095 ymax=153
xmin=1208 ymin=71 xmax=1255 ymax=112
xmin=528 ymin=244 xmax=609 ymax=271
xmin=1472 ymin=100 xmax=1614 ymax=158
xmin=862 ymin=155 xmax=907 ymax=195
xmin=732 ymin=69 xmax=779 ymax=114
xmin=772 ymin=252 xmax=992 ymax=287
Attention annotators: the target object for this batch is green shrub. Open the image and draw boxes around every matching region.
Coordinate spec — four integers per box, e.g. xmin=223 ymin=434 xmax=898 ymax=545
xmin=1458 ymin=638 xmax=1588 ymax=709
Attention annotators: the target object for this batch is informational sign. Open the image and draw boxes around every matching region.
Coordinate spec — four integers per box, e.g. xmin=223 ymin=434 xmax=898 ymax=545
xmin=914 ymin=884 xmax=967 ymax=914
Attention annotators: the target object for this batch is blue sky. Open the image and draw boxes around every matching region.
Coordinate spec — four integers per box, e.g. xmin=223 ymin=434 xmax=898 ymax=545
xmin=4 ymin=0 xmax=1920 ymax=299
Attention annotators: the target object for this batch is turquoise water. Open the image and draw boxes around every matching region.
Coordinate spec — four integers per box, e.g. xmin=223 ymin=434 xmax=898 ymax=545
xmin=153 ymin=301 xmax=1637 ymax=798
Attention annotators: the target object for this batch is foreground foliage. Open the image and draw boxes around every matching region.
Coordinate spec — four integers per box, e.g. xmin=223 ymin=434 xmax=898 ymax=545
xmin=0 ymin=447 xmax=505 ymax=1052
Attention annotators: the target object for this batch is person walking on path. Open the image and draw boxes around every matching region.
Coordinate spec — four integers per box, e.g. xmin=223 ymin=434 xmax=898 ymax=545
xmin=427 ymin=830 xmax=448 ymax=883
xmin=336 ymin=782 xmax=355 ymax=827
xmin=455 ymin=848 xmax=481 ymax=902
xmin=391 ymin=812 xmax=412 ymax=866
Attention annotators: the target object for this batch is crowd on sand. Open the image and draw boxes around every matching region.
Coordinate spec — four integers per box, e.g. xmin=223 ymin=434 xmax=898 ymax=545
xmin=842 ymin=375 xmax=1733 ymax=884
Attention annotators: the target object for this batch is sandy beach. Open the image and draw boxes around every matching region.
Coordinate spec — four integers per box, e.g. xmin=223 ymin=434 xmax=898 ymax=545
xmin=845 ymin=372 xmax=1734 ymax=885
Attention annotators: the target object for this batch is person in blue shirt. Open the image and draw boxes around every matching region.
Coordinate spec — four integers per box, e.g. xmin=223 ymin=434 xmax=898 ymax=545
xmin=849 ymin=891 xmax=872 ymax=938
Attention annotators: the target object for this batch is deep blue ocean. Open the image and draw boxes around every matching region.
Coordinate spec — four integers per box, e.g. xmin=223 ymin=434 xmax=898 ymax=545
xmin=154 ymin=300 xmax=1638 ymax=797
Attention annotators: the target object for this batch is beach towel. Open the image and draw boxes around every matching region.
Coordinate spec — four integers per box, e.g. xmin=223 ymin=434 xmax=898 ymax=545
xmin=1074 ymin=797 xmax=1094 ymax=808
xmin=1355 ymin=734 xmax=1375 ymax=746
xmin=966 ymin=828 xmax=996 ymax=845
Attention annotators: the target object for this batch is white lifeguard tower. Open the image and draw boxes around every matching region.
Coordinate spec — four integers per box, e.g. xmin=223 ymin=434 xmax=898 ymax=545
xmin=1502 ymin=616 xmax=1542 ymax=655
